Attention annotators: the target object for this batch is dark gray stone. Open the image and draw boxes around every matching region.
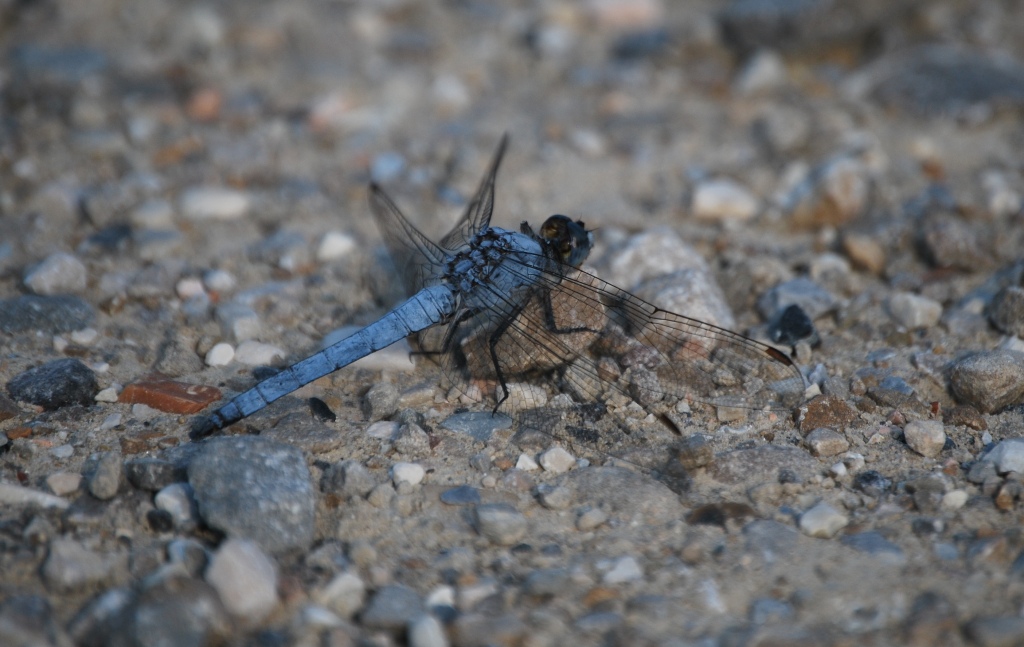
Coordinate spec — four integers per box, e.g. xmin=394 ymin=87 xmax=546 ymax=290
xmin=188 ymin=437 xmax=315 ymax=555
xmin=0 ymin=295 xmax=95 ymax=334
xmin=757 ymin=277 xmax=839 ymax=321
xmin=360 ymin=585 xmax=423 ymax=631
xmin=7 ymin=358 xmax=98 ymax=410
xmin=440 ymin=485 xmax=481 ymax=506
xmin=125 ymin=458 xmax=186 ymax=492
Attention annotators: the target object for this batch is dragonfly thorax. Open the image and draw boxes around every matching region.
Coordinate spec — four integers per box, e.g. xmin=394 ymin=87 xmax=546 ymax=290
xmin=443 ymin=226 xmax=545 ymax=297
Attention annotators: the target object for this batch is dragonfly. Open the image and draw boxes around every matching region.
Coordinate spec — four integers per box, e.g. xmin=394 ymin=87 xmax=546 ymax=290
xmin=192 ymin=136 xmax=807 ymax=465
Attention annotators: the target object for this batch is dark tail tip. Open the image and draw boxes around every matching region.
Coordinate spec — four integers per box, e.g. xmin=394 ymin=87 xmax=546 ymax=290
xmin=189 ymin=416 xmax=219 ymax=441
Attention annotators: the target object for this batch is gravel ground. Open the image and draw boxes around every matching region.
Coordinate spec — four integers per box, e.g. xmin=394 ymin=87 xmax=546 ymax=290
xmin=3 ymin=1 xmax=1024 ymax=646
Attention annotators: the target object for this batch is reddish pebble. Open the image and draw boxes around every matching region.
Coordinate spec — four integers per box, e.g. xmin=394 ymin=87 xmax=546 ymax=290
xmin=119 ymin=377 xmax=221 ymax=414
xmin=187 ymin=87 xmax=223 ymax=122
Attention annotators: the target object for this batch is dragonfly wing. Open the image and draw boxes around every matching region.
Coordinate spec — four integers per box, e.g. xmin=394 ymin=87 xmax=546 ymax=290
xmin=369 ymin=182 xmax=449 ymax=296
xmin=437 ymin=134 xmax=509 ymax=252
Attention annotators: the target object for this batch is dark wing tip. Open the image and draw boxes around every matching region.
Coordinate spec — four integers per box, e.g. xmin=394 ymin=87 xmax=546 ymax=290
xmin=189 ymin=416 xmax=219 ymax=441
xmin=764 ymin=346 xmax=795 ymax=366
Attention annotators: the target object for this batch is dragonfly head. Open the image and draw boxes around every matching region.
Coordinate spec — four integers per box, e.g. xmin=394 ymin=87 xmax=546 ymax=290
xmin=539 ymin=215 xmax=593 ymax=268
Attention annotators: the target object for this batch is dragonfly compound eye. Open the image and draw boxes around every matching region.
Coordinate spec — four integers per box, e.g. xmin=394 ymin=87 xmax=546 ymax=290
xmin=540 ymin=214 xmax=592 ymax=268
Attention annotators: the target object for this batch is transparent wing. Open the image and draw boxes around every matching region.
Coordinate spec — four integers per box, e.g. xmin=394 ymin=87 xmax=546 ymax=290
xmin=433 ymin=255 xmax=806 ymax=491
xmin=437 ymin=134 xmax=509 ymax=253
xmin=368 ymin=182 xmax=450 ymax=295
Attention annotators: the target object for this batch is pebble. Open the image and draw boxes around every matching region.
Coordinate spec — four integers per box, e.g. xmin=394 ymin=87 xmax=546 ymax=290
xmin=948 ymin=351 xmax=1024 ymax=413
xmin=46 ymin=471 xmax=82 ymax=496
xmin=757 ymin=277 xmax=839 ymax=321
xmin=361 ymin=585 xmax=424 ymax=631
xmin=130 ymin=199 xmax=175 ymax=228
xmin=50 ymin=445 xmax=74 ymax=459
xmin=188 ymin=436 xmax=316 ymax=554
xmin=23 ymin=252 xmax=88 ymax=295
xmin=316 ymin=231 xmax=358 ymax=262
xmin=0 ymin=483 xmax=69 ymax=509
xmin=839 ymin=531 xmax=905 ymax=565
xmin=125 ymin=457 xmax=185 ymax=491
xmin=576 ymin=506 xmax=608 ymax=532
xmin=919 ymin=211 xmax=989 ymax=270
xmin=367 ymin=482 xmax=396 ymax=508
xmin=42 ymin=538 xmax=115 ymax=591
xmin=205 ymin=539 xmax=278 ymax=621
xmin=438 ymin=411 xmax=512 ymax=442
xmin=155 ymin=483 xmax=199 ymax=530
xmin=691 ymin=178 xmax=759 ymax=222
xmin=964 ymin=615 xmax=1024 ymax=647
xmin=990 ymin=286 xmax=1024 ymax=337
xmin=804 ymin=428 xmax=849 ymax=457
xmin=474 ymin=503 xmax=527 ymax=545
xmin=119 ymin=376 xmax=221 ymax=415
xmin=366 ymin=420 xmax=399 ymax=439
xmin=408 ymin=613 xmax=448 ymax=647
xmin=632 ymin=267 xmax=737 ymax=334
xmin=179 ymin=186 xmax=251 ymax=221
xmin=515 ymin=453 xmax=540 ymax=471
xmin=710 ymin=445 xmax=819 ymax=486
xmin=6 ymin=358 xmax=98 ymax=410
xmin=233 ymin=340 xmax=286 ymax=366
xmin=394 ymin=423 xmax=430 ymax=456
xmin=440 ymin=485 xmax=481 ymax=506
xmin=798 ymin=501 xmax=848 ymax=538
xmin=321 ymin=460 xmax=376 ymax=498
xmin=734 ymin=49 xmax=787 ymax=95
xmin=364 ymin=382 xmax=399 ymax=421
xmin=392 ymin=462 xmax=426 ymax=487
xmin=942 ymin=490 xmax=968 ymax=511
xmin=215 ymin=302 xmax=261 ymax=341
xmin=315 ymin=571 xmax=366 ymax=619
xmin=538 ymin=446 xmax=576 ymax=474
xmin=841 ymin=232 xmax=886 ymax=274
xmin=87 ymin=451 xmax=124 ymax=500
xmin=535 ymin=484 xmax=572 ymax=510
xmin=0 ymin=295 xmax=95 ymax=334
xmin=982 ymin=439 xmax=1024 ymax=475
xmin=797 ymin=394 xmax=858 ymax=432
xmin=202 ymin=269 xmax=237 ymax=293
xmin=903 ymin=420 xmax=946 ymax=458
xmin=786 ymin=156 xmax=870 ymax=229
xmin=597 ymin=227 xmax=710 ymax=291
xmin=204 ymin=342 xmax=234 ymax=366
xmin=70 ymin=327 xmax=98 ymax=345
xmin=850 ymin=45 xmax=1024 ymax=118
xmin=887 ymin=292 xmax=942 ymax=329
xmin=598 ymin=556 xmax=641 ymax=586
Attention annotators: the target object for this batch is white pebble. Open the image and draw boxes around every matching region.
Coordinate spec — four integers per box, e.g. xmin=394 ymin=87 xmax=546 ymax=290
xmin=155 ymin=483 xmax=199 ymax=530
xmin=692 ymin=178 xmax=759 ymax=222
xmin=205 ymin=539 xmax=278 ymax=621
xmin=203 ymin=269 xmax=237 ymax=293
xmin=602 ymin=555 xmax=644 ymax=584
xmin=130 ymin=199 xmax=175 ymax=228
xmin=314 ymin=571 xmax=366 ymax=619
xmin=799 ymin=501 xmax=848 ymax=538
xmin=903 ymin=420 xmax=946 ymax=458
xmin=538 ymin=446 xmax=576 ymax=474
xmin=392 ymin=462 xmax=426 ymax=487
xmin=408 ymin=613 xmax=448 ymax=647
xmin=94 ymin=386 xmax=120 ymax=403
xmin=205 ymin=342 xmax=235 ymax=367
xmin=829 ymin=462 xmax=848 ymax=477
xmin=733 ymin=49 xmax=787 ymax=95
xmin=46 ymin=472 xmax=82 ymax=496
xmin=24 ymin=252 xmax=87 ymax=295
xmin=98 ymin=413 xmax=122 ymax=430
xmin=50 ymin=445 xmax=74 ymax=459
xmin=233 ymin=340 xmax=286 ymax=366
xmin=515 ymin=453 xmax=539 ymax=471
xmin=983 ymin=438 xmax=1024 ymax=474
xmin=366 ymin=421 xmax=399 ymax=439
xmin=175 ymin=277 xmax=206 ymax=300
xmin=316 ymin=231 xmax=358 ymax=262
xmin=942 ymin=490 xmax=968 ymax=510
xmin=886 ymin=292 xmax=942 ymax=329
xmin=216 ymin=302 xmax=262 ymax=341
xmin=180 ymin=186 xmax=251 ymax=221
xmin=70 ymin=328 xmax=99 ymax=345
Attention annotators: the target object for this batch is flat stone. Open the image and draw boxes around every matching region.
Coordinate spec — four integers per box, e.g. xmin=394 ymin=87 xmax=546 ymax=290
xmin=691 ymin=178 xmax=758 ymax=222
xmin=805 ymin=428 xmax=850 ymax=457
xmin=188 ymin=436 xmax=315 ymax=554
xmin=46 ymin=471 xmax=82 ymax=496
xmin=361 ymin=585 xmax=424 ymax=631
xmin=23 ymin=252 xmax=87 ymax=295
xmin=798 ymin=501 xmax=848 ymax=538
xmin=7 ymin=358 xmax=98 ymax=410
xmin=949 ymin=351 xmax=1024 ymax=413
xmin=903 ymin=420 xmax=946 ymax=458
xmin=392 ymin=462 xmax=425 ymax=487
xmin=474 ymin=503 xmax=527 ymax=546
xmin=886 ymin=292 xmax=943 ymax=329
xmin=119 ymin=376 xmax=221 ymax=415
xmin=797 ymin=395 xmax=858 ymax=432
xmin=0 ymin=295 xmax=95 ymax=334
xmin=205 ymin=539 xmax=278 ymax=621
xmin=983 ymin=439 xmax=1024 ymax=475
xmin=0 ymin=483 xmax=69 ymax=509
xmin=538 ymin=446 xmax=576 ymax=474
xmin=839 ymin=531 xmax=905 ymax=565
xmin=233 ymin=340 xmax=286 ymax=366
xmin=440 ymin=411 xmax=513 ymax=443
xmin=179 ymin=186 xmax=251 ymax=221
